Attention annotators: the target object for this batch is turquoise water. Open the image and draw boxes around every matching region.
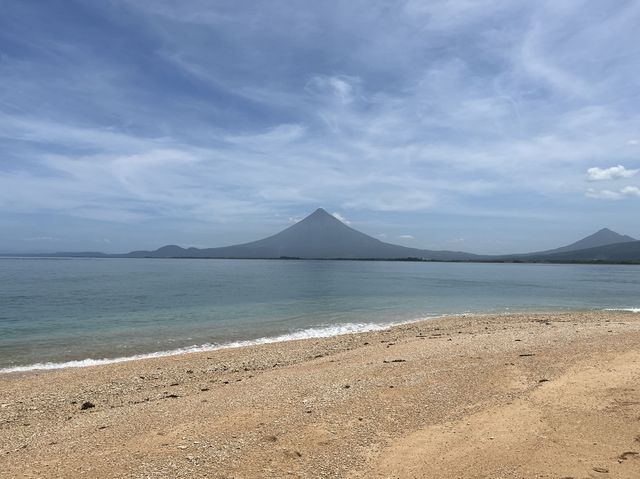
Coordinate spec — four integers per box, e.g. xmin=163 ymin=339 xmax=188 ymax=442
xmin=1 ymin=258 xmax=639 ymax=372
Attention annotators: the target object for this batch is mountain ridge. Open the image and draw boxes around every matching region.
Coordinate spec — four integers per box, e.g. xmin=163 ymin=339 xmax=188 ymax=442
xmin=513 ymin=227 xmax=637 ymax=257
xmin=7 ymin=208 xmax=639 ymax=263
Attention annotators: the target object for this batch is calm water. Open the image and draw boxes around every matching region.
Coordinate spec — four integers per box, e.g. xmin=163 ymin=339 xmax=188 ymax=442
xmin=1 ymin=258 xmax=639 ymax=372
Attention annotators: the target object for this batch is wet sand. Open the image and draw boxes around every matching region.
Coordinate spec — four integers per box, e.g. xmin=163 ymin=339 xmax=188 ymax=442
xmin=1 ymin=311 xmax=640 ymax=478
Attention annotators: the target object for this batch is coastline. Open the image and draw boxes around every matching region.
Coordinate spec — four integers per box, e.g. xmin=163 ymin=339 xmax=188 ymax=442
xmin=2 ymin=310 xmax=640 ymax=478
xmin=5 ymin=308 xmax=636 ymax=375
xmin=0 ymin=317 xmax=423 ymax=375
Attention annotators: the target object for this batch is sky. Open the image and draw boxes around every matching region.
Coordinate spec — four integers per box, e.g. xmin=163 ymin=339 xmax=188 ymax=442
xmin=1 ymin=0 xmax=639 ymax=255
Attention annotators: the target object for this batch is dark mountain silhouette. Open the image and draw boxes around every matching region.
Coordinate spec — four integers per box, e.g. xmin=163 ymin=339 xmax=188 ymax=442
xmin=494 ymin=227 xmax=638 ymax=262
xmin=127 ymin=208 xmax=480 ymax=260
xmin=530 ymin=228 xmax=636 ymax=256
xmin=519 ymin=241 xmax=640 ymax=263
xmin=10 ymin=209 xmax=638 ymax=263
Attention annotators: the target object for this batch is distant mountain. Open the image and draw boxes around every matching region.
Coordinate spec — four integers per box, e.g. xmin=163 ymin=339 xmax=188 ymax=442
xmin=127 ymin=208 xmax=480 ymax=260
xmin=537 ymin=228 xmax=636 ymax=255
xmin=10 ymin=210 xmax=639 ymax=263
xmin=501 ymin=227 xmax=638 ymax=261
xmin=521 ymin=241 xmax=640 ymax=263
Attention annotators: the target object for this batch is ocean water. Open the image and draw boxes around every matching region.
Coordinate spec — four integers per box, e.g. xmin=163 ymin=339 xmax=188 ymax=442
xmin=1 ymin=258 xmax=638 ymax=372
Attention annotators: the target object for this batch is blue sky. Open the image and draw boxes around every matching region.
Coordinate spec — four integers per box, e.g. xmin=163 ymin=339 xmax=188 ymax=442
xmin=1 ymin=0 xmax=639 ymax=254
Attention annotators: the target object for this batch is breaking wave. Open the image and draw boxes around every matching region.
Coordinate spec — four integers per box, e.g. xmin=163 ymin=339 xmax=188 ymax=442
xmin=0 ymin=319 xmax=426 ymax=374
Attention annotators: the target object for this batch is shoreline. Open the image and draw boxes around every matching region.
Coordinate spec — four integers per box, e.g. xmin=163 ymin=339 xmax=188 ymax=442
xmin=4 ymin=307 xmax=634 ymax=375
xmin=0 ymin=317 xmax=422 ymax=376
xmin=2 ymin=310 xmax=640 ymax=478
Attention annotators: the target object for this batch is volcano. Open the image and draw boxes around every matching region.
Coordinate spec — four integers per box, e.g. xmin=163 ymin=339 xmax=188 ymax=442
xmin=127 ymin=208 xmax=479 ymax=260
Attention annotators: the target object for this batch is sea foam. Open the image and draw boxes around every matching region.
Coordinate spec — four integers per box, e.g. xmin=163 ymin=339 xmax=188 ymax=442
xmin=0 ymin=319 xmax=424 ymax=374
xmin=604 ymin=308 xmax=640 ymax=313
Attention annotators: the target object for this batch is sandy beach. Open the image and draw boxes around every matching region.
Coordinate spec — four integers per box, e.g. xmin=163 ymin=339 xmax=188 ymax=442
xmin=1 ymin=311 xmax=640 ymax=478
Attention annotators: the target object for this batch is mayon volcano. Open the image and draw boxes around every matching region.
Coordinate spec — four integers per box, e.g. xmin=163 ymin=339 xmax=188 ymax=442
xmin=127 ymin=208 xmax=480 ymax=260
xmin=21 ymin=207 xmax=640 ymax=262
xmin=124 ymin=208 xmax=640 ymax=261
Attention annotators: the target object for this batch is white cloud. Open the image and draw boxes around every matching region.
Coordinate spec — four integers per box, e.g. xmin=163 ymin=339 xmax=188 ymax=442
xmin=586 ymin=186 xmax=640 ymax=200
xmin=621 ymin=186 xmax=640 ymax=197
xmin=587 ymin=165 xmax=638 ymax=181
xmin=398 ymin=234 xmax=414 ymax=240
xmin=586 ymin=189 xmax=621 ymax=200
xmin=332 ymin=212 xmax=351 ymax=225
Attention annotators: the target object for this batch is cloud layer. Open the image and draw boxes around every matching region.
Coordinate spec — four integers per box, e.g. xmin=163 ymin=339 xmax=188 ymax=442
xmin=1 ymin=1 xmax=639 ymax=253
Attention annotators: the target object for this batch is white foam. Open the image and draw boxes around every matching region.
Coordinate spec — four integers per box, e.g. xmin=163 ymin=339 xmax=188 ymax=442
xmin=604 ymin=308 xmax=640 ymax=313
xmin=0 ymin=319 xmax=426 ymax=374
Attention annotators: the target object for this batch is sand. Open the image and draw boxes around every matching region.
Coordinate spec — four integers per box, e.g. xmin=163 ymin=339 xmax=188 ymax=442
xmin=1 ymin=311 xmax=640 ymax=478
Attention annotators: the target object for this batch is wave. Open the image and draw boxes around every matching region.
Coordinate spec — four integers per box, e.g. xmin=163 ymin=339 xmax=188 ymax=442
xmin=0 ymin=319 xmax=427 ymax=374
xmin=604 ymin=308 xmax=640 ymax=313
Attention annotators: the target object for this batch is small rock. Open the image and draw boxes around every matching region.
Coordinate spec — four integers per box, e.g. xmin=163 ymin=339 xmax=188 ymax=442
xmin=618 ymin=451 xmax=639 ymax=460
xmin=592 ymin=467 xmax=609 ymax=473
xmin=80 ymin=401 xmax=95 ymax=410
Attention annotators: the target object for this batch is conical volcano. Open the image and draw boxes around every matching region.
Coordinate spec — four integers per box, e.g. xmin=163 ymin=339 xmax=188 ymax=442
xmin=224 ymin=207 xmax=410 ymax=259
xmin=128 ymin=208 xmax=480 ymax=260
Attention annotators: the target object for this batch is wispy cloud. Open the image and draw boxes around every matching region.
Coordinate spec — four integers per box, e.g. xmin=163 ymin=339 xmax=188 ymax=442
xmin=331 ymin=212 xmax=351 ymax=225
xmin=586 ymin=186 xmax=640 ymax=200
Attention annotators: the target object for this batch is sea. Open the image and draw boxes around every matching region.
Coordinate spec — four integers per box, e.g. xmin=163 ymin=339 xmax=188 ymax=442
xmin=1 ymin=257 xmax=639 ymax=373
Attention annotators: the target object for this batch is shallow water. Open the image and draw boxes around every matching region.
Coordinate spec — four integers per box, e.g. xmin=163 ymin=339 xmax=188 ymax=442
xmin=1 ymin=258 xmax=638 ymax=371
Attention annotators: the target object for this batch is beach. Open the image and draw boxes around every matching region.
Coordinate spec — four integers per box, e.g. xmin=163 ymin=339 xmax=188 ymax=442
xmin=1 ymin=311 xmax=640 ymax=478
